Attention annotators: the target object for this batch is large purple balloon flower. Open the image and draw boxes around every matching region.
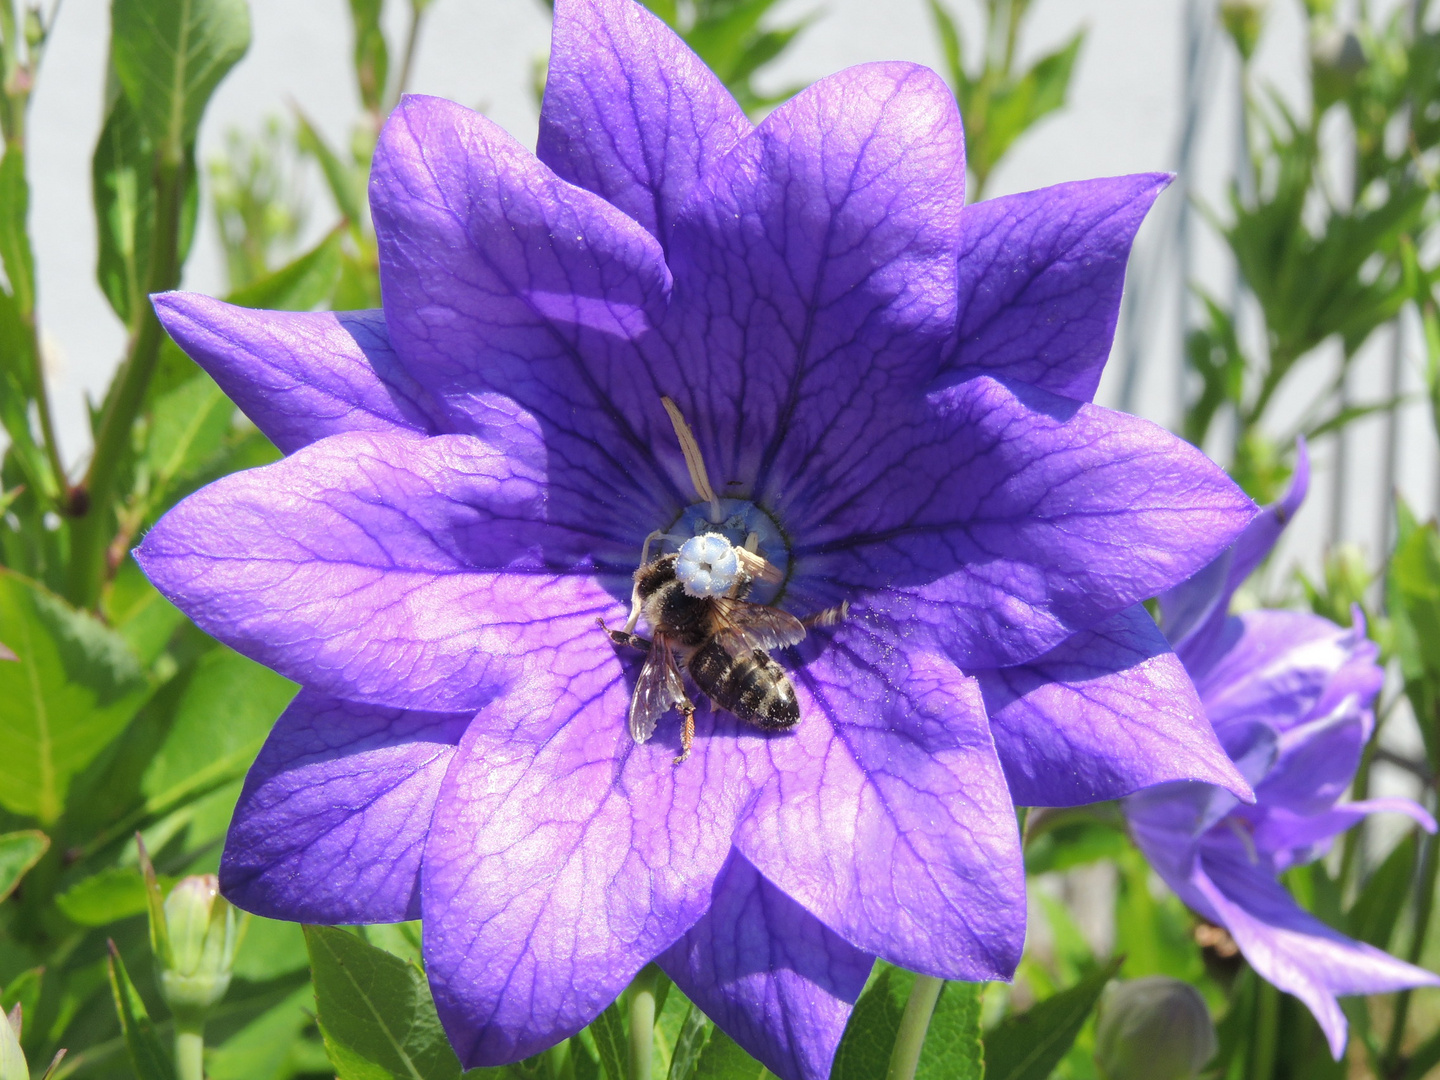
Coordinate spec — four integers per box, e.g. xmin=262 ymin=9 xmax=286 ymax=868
xmin=135 ymin=0 xmax=1255 ymax=1075
xmin=1128 ymin=449 xmax=1440 ymax=1058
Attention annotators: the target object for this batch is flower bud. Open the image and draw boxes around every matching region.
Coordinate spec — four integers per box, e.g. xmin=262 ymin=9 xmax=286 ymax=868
xmin=0 ymin=1006 xmax=26 ymax=1080
xmin=1094 ymin=977 xmax=1217 ymax=1080
xmin=1220 ymin=0 xmax=1268 ymax=62
xmin=155 ymin=875 xmax=240 ymax=1024
xmin=1312 ymin=28 xmax=1366 ymax=106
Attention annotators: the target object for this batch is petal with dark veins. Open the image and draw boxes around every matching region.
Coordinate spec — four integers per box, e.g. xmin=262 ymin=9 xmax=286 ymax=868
xmin=538 ymin=0 xmax=751 ymax=248
xmin=943 ymin=174 xmax=1171 ymax=402
xmin=220 ymin=690 xmax=472 ymax=923
xmin=135 ymin=429 xmax=627 ymax=714
xmin=978 ymin=606 xmax=1251 ymax=807
xmin=659 ymin=849 xmax=872 ymax=1080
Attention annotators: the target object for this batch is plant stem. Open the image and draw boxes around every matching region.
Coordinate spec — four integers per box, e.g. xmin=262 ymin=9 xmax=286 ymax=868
xmin=1249 ymin=978 xmax=1280 ymax=1080
xmin=628 ymin=964 xmax=659 ymax=1080
xmin=1385 ymin=826 xmax=1439 ymax=1070
xmin=174 ymin=1027 xmax=204 ymax=1080
xmin=65 ymin=153 xmax=188 ymax=607
xmin=885 ymin=974 xmax=944 ymax=1080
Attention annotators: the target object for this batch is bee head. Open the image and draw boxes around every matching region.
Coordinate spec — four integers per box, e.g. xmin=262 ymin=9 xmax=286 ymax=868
xmin=675 ymin=533 xmax=741 ymax=597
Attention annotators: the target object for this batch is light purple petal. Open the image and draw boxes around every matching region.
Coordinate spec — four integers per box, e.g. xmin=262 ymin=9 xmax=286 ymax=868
xmin=1163 ymin=440 xmax=1310 ymax=664
xmin=1252 ymin=799 xmax=1436 ymax=871
xmin=537 ymin=0 xmax=751 ymax=247
xmin=977 ymin=605 xmax=1251 ymax=806
xmin=421 ymin=643 xmax=759 ymax=1067
xmin=788 ymin=376 xmax=1256 ymax=668
xmin=152 ymin=293 xmax=444 ymax=453
xmin=135 ymin=429 xmax=625 ymax=713
xmin=1194 ymin=844 xmax=1440 ymax=1059
xmin=659 ymin=849 xmax=872 ymax=1080
xmin=733 ymin=617 xmax=1025 ymax=982
xmin=663 ymin=62 xmax=966 ymax=511
xmin=220 ymin=690 xmax=470 ymax=923
xmin=943 ymin=174 xmax=1170 ymax=402
xmin=371 ymin=93 xmax=685 ymax=534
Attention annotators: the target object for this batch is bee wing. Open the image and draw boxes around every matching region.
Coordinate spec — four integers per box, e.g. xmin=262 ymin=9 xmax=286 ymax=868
xmin=712 ymin=599 xmax=807 ymax=653
xmin=629 ymin=633 xmax=688 ymax=744
xmin=734 ymin=546 xmax=784 ymax=585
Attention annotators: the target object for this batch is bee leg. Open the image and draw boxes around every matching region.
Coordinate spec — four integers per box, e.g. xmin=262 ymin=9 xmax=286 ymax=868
xmin=597 ymin=617 xmax=650 ymax=651
xmin=673 ymin=700 xmax=696 ymax=765
xmin=803 ymin=599 xmax=851 ymax=629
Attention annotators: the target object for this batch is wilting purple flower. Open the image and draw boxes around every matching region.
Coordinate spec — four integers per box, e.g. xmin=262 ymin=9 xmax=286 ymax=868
xmin=135 ymin=0 xmax=1256 ymax=1075
xmin=1128 ymin=448 xmax=1440 ymax=1058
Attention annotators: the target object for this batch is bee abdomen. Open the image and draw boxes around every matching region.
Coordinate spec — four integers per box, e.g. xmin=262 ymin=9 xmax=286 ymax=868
xmin=689 ymin=640 xmax=799 ymax=731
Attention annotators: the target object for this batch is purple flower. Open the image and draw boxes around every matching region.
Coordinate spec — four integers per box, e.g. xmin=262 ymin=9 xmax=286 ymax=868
xmin=1128 ymin=447 xmax=1440 ymax=1058
xmin=135 ymin=0 xmax=1256 ymax=1075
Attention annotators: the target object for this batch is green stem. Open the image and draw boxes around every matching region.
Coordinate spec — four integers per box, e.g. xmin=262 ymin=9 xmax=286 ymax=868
xmin=174 ymin=1026 xmax=204 ymax=1080
xmin=885 ymin=975 xmax=944 ymax=1080
xmin=1249 ymin=978 xmax=1280 ymax=1080
xmin=1385 ymin=827 xmax=1439 ymax=1070
xmin=628 ymin=964 xmax=659 ymax=1080
xmin=66 ymin=153 xmax=188 ymax=607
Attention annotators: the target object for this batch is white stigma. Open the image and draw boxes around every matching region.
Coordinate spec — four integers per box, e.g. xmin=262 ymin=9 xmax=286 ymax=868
xmin=675 ymin=533 xmax=740 ymax=597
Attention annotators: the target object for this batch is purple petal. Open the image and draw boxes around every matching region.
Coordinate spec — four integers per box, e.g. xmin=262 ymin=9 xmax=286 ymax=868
xmin=663 ymin=61 xmax=966 ymax=509
xmin=537 ymin=0 xmax=751 ymax=247
xmin=220 ymin=690 xmax=471 ymax=923
xmin=152 ymin=293 xmax=444 ymax=453
xmin=421 ymin=649 xmax=759 ymax=1067
xmin=1194 ymin=844 xmax=1440 ymax=1058
xmin=943 ymin=174 xmax=1171 ymax=402
xmin=135 ymin=429 xmax=624 ymax=713
xmin=978 ymin=605 xmax=1251 ymax=807
xmin=659 ymin=849 xmax=872 ymax=1080
xmin=371 ymin=94 xmax=686 ymax=532
xmin=1252 ymin=799 xmax=1436 ymax=871
xmin=789 ymin=376 xmax=1256 ymax=668
xmin=733 ymin=618 xmax=1025 ymax=982
xmin=1163 ymin=440 xmax=1310 ymax=662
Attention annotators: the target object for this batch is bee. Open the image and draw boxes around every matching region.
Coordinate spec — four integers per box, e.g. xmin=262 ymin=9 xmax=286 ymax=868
xmin=604 ymin=531 xmax=814 ymax=762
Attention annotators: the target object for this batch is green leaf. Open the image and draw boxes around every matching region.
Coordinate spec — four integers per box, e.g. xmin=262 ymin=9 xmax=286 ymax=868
xmin=0 ymin=146 xmax=35 ymax=318
xmin=56 ymin=865 xmax=162 ymax=926
xmin=111 ymin=0 xmax=251 ymax=156
xmin=305 ymin=924 xmax=463 ymax=1080
xmin=206 ymin=984 xmax=315 ymax=1080
xmin=588 ymin=999 xmax=628 ymax=1080
xmin=983 ymin=957 xmax=1123 ymax=1080
xmin=0 ymin=830 xmax=47 ymax=902
xmin=1349 ymin=832 xmax=1418 ymax=949
xmin=690 ymin=1026 xmax=767 ymax=1079
xmin=831 ymin=961 xmax=908 ymax=1080
xmin=226 ymin=226 xmax=344 ymax=311
xmin=915 ymin=981 xmax=983 ymax=1080
xmin=143 ymin=371 xmax=234 ymax=505
xmin=346 ymin=0 xmax=389 ymax=114
xmin=1387 ymin=519 xmax=1440 ymax=769
xmin=295 ymin=113 xmax=367 ymax=227
xmin=108 ymin=941 xmax=178 ymax=1080
xmin=666 ymin=1003 xmax=711 ymax=1080
xmin=0 ymin=569 xmax=150 ymax=822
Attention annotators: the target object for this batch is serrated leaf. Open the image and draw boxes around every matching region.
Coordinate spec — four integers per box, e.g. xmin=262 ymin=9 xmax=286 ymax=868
xmin=831 ymin=961 xmax=908 ymax=1080
xmin=108 ymin=942 xmax=178 ymax=1080
xmin=983 ymin=957 xmax=1122 ymax=1080
xmin=111 ymin=0 xmax=251 ymax=156
xmin=0 ymin=830 xmax=47 ymax=902
xmin=305 ymin=924 xmax=463 ymax=1080
xmin=915 ymin=981 xmax=982 ymax=1080
xmin=0 ymin=569 xmax=150 ymax=822
xmin=690 ymin=1026 xmax=767 ymax=1079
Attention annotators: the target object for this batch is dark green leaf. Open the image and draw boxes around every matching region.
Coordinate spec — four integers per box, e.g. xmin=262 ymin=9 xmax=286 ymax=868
xmin=983 ymin=957 xmax=1123 ymax=1080
xmin=831 ymin=961 xmax=908 ymax=1080
xmin=305 ymin=924 xmax=463 ymax=1080
xmin=206 ymin=984 xmax=314 ymax=1080
xmin=915 ymin=981 xmax=983 ymax=1080
xmin=0 ymin=830 xmax=47 ymax=901
xmin=1400 ymin=1024 xmax=1440 ymax=1080
xmin=588 ymin=999 xmax=627 ymax=1080
xmin=1349 ymin=832 xmax=1418 ymax=949
xmin=0 ymin=569 xmax=150 ymax=822
xmin=667 ymin=1003 xmax=711 ymax=1080
xmin=111 ymin=0 xmax=251 ymax=155
xmin=690 ymin=1026 xmax=767 ymax=1079
xmin=108 ymin=941 xmax=178 ymax=1080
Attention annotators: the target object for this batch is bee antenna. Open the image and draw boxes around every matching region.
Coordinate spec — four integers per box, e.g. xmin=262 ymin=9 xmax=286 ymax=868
xmin=661 ymin=396 xmax=724 ymax=524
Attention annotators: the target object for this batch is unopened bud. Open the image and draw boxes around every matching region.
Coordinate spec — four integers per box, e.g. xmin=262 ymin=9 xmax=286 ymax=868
xmin=1220 ymin=0 xmax=1268 ymax=62
xmin=156 ymin=875 xmax=239 ymax=1024
xmin=1094 ymin=977 xmax=1217 ymax=1080
xmin=1312 ymin=28 xmax=1365 ymax=105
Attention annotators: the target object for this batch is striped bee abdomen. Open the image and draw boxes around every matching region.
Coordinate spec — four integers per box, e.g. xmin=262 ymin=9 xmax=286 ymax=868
xmin=688 ymin=640 xmax=800 ymax=731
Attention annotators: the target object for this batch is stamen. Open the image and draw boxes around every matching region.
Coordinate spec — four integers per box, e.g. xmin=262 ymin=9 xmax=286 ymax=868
xmin=662 ymin=396 xmax=723 ymax=523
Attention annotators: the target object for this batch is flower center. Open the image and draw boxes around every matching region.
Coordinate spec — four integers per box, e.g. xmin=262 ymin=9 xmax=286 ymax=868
xmin=665 ymin=499 xmax=789 ymax=604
